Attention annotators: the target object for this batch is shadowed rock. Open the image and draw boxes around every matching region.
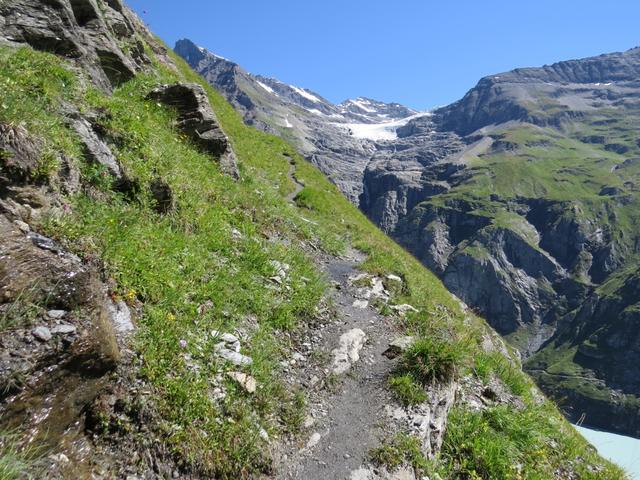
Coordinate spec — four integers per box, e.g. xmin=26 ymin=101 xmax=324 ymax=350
xmin=149 ymin=177 xmax=174 ymax=214
xmin=147 ymin=83 xmax=240 ymax=178
xmin=0 ymin=124 xmax=42 ymax=183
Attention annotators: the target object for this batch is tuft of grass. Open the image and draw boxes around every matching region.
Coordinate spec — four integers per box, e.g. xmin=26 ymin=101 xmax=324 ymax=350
xmin=388 ymin=374 xmax=427 ymax=406
xmin=369 ymin=433 xmax=433 ymax=475
xmin=474 ymin=351 xmax=531 ymax=399
xmin=0 ymin=286 xmax=45 ymax=334
xmin=399 ymin=336 xmax=467 ymax=384
xmin=0 ymin=430 xmax=41 ymax=480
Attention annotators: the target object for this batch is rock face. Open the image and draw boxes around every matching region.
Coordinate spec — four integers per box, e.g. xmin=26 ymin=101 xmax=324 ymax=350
xmin=147 ymin=82 xmax=240 ymax=178
xmin=188 ymin=41 xmax=640 ymax=436
xmin=0 ymin=0 xmax=147 ymax=91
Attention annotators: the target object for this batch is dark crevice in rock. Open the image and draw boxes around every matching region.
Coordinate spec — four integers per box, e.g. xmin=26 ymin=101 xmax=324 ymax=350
xmin=69 ymin=0 xmax=100 ymax=27
xmin=96 ymin=48 xmax=135 ymax=86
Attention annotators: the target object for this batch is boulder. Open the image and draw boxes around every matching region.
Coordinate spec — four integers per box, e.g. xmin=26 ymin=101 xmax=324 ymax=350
xmin=149 ymin=178 xmax=174 ymax=214
xmin=0 ymin=124 xmax=42 ymax=183
xmin=67 ymin=116 xmax=122 ymax=179
xmin=147 ymin=83 xmax=239 ymax=178
xmin=227 ymin=372 xmax=257 ymax=393
xmin=32 ymin=326 xmax=52 ymax=342
xmin=382 ymin=336 xmax=415 ymax=359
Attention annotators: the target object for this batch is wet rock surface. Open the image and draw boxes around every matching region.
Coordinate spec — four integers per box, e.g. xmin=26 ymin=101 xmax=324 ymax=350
xmin=0 ymin=213 xmax=128 ymax=473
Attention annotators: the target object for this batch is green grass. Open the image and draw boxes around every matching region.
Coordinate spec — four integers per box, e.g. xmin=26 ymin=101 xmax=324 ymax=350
xmin=0 ymin=37 xmax=625 ymax=479
xmin=474 ymin=351 xmax=532 ymax=398
xmin=369 ymin=433 xmax=433 ymax=476
xmin=398 ymin=335 xmax=468 ymax=384
xmin=0 ymin=430 xmax=41 ymax=480
xmin=388 ymin=374 xmax=427 ymax=406
xmin=442 ymin=403 xmax=624 ymax=479
xmin=0 ymin=286 xmax=45 ymax=334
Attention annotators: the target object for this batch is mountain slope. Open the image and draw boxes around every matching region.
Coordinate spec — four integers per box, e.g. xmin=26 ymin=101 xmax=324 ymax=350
xmin=180 ymin=39 xmax=640 ymax=438
xmin=384 ymin=47 xmax=640 ymax=436
xmin=175 ymin=38 xmax=421 ymax=202
xmin=0 ymin=2 xmax=624 ymax=479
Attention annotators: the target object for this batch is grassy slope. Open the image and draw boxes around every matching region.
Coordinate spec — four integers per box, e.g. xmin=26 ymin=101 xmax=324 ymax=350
xmin=0 ymin=41 xmax=625 ymax=479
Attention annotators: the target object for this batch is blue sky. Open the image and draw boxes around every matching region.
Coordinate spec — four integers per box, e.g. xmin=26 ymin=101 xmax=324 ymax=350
xmin=127 ymin=0 xmax=640 ymax=110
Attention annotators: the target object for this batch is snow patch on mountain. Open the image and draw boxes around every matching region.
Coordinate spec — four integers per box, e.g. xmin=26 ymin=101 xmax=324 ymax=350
xmin=338 ymin=112 xmax=432 ymax=141
xmin=345 ymin=98 xmax=376 ymax=113
xmin=257 ymin=81 xmax=275 ymax=94
xmin=291 ymin=85 xmax=322 ymax=103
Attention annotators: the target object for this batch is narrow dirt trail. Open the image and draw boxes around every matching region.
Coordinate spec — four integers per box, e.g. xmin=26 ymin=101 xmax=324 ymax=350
xmin=275 ymin=251 xmax=403 ymax=480
xmin=286 ymin=157 xmax=305 ymax=202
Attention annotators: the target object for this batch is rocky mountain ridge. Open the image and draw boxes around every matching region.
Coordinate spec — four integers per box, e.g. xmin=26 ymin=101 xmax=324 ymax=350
xmin=180 ymin=40 xmax=640 ymax=437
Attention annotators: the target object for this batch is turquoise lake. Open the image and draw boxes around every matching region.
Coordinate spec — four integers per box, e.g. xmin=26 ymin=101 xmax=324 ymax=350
xmin=575 ymin=425 xmax=640 ymax=479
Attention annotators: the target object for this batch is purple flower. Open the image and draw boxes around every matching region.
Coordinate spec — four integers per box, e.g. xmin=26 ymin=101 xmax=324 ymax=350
xmin=179 ymin=339 xmax=188 ymax=349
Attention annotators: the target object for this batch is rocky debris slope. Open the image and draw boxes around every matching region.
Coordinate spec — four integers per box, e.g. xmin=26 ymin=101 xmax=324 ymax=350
xmin=0 ymin=132 xmax=132 ymax=477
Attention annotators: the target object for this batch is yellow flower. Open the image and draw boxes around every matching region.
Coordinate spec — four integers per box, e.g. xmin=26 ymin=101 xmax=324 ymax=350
xmin=125 ymin=288 xmax=136 ymax=302
xmin=167 ymin=313 xmax=176 ymax=321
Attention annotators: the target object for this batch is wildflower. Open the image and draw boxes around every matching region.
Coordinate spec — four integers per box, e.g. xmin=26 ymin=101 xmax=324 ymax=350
xmin=179 ymin=339 xmax=187 ymax=349
xmin=125 ymin=288 xmax=136 ymax=302
xmin=167 ymin=313 xmax=176 ymax=321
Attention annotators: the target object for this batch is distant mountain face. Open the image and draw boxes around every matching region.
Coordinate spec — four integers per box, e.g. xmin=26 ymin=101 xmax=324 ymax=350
xmin=174 ymin=39 xmax=419 ymax=201
xmin=177 ymin=39 xmax=640 ymax=437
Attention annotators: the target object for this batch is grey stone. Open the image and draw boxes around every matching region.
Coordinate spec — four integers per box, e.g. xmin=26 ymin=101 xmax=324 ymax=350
xmin=331 ymin=328 xmax=366 ymax=374
xmin=227 ymin=371 xmax=257 ymax=393
xmin=47 ymin=310 xmax=67 ymax=320
xmin=383 ymin=336 xmax=415 ymax=358
xmin=214 ymin=344 xmax=252 ymax=366
xmin=51 ymin=323 xmax=77 ymax=335
xmin=14 ymin=220 xmax=30 ymax=233
xmin=32 ymin=326 xmax=52 ymax=342
xmin=389 ymin=304 xmax=419 ymax=316
xmin=108 ymin=299 xmax=134 ymax=334
xmin=27 ymin=232 xmax=60 ymax=253
xmin=68 ymin=117 xmax=121 ymax=178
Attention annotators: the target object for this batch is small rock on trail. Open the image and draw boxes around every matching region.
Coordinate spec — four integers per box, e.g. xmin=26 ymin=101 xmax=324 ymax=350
xmin=331 ymin=328 xmax=367 ymax=375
